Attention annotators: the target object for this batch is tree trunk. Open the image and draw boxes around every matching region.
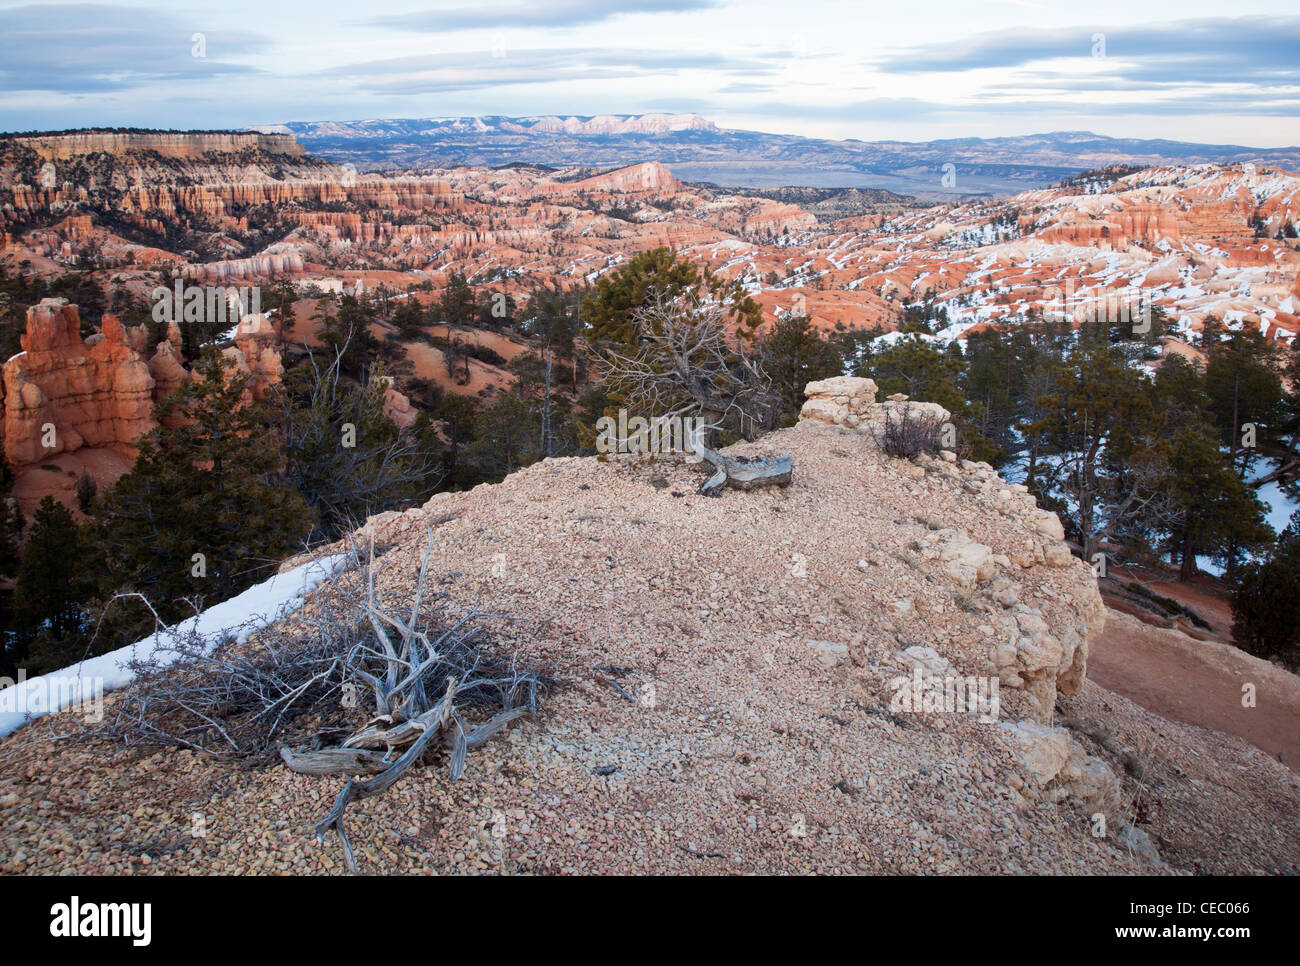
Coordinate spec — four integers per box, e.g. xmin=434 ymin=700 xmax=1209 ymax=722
xmin=1178 ymin=527 xmax=1196 ymax=582
xmin=694 ymin=445 xmax=792 ymax=497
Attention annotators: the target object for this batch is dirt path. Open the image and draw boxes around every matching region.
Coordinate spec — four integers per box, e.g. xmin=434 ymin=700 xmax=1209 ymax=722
xmin=1090 ymin=607 xmax=1300 ymax=771
xmin=1105 ymin=566 xmax=1235 ymax=640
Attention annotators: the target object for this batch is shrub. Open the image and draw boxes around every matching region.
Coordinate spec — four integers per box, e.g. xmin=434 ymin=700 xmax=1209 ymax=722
xmin=75 ymin=470 xmax=97 ymax=513
xmin=1231 ymin=557 xmax=1300 ymax=666
xmin=872 ymin=404 xmax=946 ymax=459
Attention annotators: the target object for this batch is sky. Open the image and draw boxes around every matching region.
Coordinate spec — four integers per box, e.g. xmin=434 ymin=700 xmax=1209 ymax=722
xmin=1 ymin=0 xmax=1298 ymax=146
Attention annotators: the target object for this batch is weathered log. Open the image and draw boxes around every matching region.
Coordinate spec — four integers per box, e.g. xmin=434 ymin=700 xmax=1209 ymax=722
xmin=694 ymin=445 xmax=793 ymax=497
xmin=278 ymin=744 xmax=390 ymax=776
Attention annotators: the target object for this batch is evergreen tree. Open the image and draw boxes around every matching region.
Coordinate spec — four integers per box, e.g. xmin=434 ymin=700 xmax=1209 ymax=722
xmin=581 ymin=247 xmax=764 ymax=348
xmin=433 ymin=393 xmax=480 ymax=489
xmin=75 ymin=470 xmax=97 ymax=514
xmin=828 ymin=326 xmax=876 ymax=377
xmin=1153 ymin=354 xmax=1271 ymax=579
xmin=1027 ymin=342 xmax=1167 ymax=560
xmin=439 ymin=273 xmax=477 ymax=325
xmin=1161 ymin=424 xmax=1271 ymax=579
xmin=15 ymin=496 xmax=94 ymax=672
xmin=92 ymin=348 xmax=312 ymax=645
xmin=964 ymin=327 xmax=1041 ymax=460
xmin=861 ymin=334 xmax=965 ymax=412
xmin=1232 ymin=538 xmax=1300 ymax=666
xmin=392 ymin=297 xmax=426 ymax=339
xmin=465 ymin=393 xmax=541 ymax=480
xmin=477 ymin=289 xmax=517 ymax=328
xmin=758 ymin=313 xmax=843 ymax=426
xmin=1203 ymin=324 xmax=1283 ymax=477
xmin=319 ymin=295 xmax=380 ymax=379
xmin=264 ymin=276 xmax=299 ymax=336
xmin=861 ymin=333 xmax=997 ymax=462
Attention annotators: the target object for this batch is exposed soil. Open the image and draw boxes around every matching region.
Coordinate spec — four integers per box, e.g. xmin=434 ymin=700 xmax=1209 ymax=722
xmin=1089 ymin=608 xmax=1300 ymax=771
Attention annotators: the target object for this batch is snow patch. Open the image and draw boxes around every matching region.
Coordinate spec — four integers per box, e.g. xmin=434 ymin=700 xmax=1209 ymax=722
xmin=0 ymin=555 xmax=347 ymax=738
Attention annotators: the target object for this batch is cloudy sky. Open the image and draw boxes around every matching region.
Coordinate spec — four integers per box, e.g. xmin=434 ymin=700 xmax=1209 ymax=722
xmin=1 ymin=0 xmax=1297 ymax=145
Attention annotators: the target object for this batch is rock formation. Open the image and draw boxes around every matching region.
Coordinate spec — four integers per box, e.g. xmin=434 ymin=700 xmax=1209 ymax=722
xmin=2 ymin=300 xmax=154 ymax=466
xmin=797 ymin=376 xmax=1100 ymax=722
xmin=147 ymin=322 xmax=189 ymax=407
xmin=0 ymin=297 xmax=423 ymax=498
xmin=799 ymin=375 xmax=950 ymax=430
xmin=231 ymin=314 xmax=284 ymax=401
xmin=382 ymin=386 xmax=418 ymax=430
xmin=560 ymin=161 xmax=682 ymax=194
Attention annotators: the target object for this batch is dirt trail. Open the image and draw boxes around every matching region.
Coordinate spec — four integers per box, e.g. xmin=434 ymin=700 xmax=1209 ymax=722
xmin=1089 ymin=607 xmax=1300 ymax=770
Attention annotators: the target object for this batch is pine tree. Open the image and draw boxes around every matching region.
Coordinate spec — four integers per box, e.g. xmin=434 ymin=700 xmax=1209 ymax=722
xmin=862 ymin=333 xmax=998 ymax=462
xmin=433 ymin=393 xmax=480 ymax=489
xmin=581 ymin=247 xmax=764 ymax=348
xmin=465 ymin=393 xmax=541 ymax=480
xmin=861 ymin=334 xmax=965 ymax=412
xmin=759 ymin=313 xmax=843 ymax=426
xmin=15 ymin=496 xmax=94 ymax=672
xmin=1203 ymin=326 xmax=1283 ymax=477
xmin=1153 ymin=355 xmax=1271 ymax=579
xmin=1232 ymin=547 xmax=1300 ymax=665
xmin=1027 ymin=342 xmax=1167 ymax=560
xmin=92 ymin=347 xmax=312 ymax=644
xmin=75 ymin=470 xmax=97 ymax=514
xmin=1161 ymin=424 xmax=1271 ymax=579
xmin=319 ymin=295 xmax=380 ymax=379
xmin=439 ymin=273 xmax=477 ymax=325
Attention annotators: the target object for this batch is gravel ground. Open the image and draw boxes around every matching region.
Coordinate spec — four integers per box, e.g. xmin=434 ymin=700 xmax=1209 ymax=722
xmin=2 ymin=422 xmax=1296 ymax=874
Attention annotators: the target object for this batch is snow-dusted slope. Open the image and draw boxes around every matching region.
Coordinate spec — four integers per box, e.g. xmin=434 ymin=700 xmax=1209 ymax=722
xmin=0 ymin=555 xmax=346 ymax=738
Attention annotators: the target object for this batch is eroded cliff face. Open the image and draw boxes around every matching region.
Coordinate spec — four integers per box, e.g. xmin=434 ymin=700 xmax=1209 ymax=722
xmin=2 ymin=300 xmax=155 ymax=466
xmin=0 ymin=299 xmax=283 ymax=469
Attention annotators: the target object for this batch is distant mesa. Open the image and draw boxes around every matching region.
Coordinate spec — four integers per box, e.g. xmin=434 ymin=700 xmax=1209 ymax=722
xmin=6 ymin=130 xmax=305 ymax=161
xmin=249 ymin=113 xmax=1300 ymax=197
xmin=507 ymin=113 xmax=719 ymax=136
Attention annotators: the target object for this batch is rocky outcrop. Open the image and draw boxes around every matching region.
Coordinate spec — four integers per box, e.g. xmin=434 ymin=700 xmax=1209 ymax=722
xmin=742 ymin=203 xmax=818 ymax=239
xmin=798 ymin=375 xmax=1105 ymax=723
xmin=1000 ymin=720 xmax=1120 ymax=820
xmin=183 ymin=253 xmax=305 ymax=283
xmin=2 ymin=300 xmax=155 ymax=466
xmin=231 ymin=314 xmax=284 ymax=400
xmin=382 ymin=385 xmax=418 ymax=430
xmin=562 ymin=162 xmax=682 ymax=194
xmin=799 ymin=375 xmax=950 ymax=430
xmin=0 ymin=299 xmax=420 ymax=473
xmin=793 ymin=376 xmax=1117 ymax=824
xmin=147 ymin=322 xmax=188 ymax=403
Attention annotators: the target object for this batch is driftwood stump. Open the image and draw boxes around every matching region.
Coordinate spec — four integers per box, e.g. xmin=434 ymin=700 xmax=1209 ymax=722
xmin=694 ymin=445 xmax=793 ymax=497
